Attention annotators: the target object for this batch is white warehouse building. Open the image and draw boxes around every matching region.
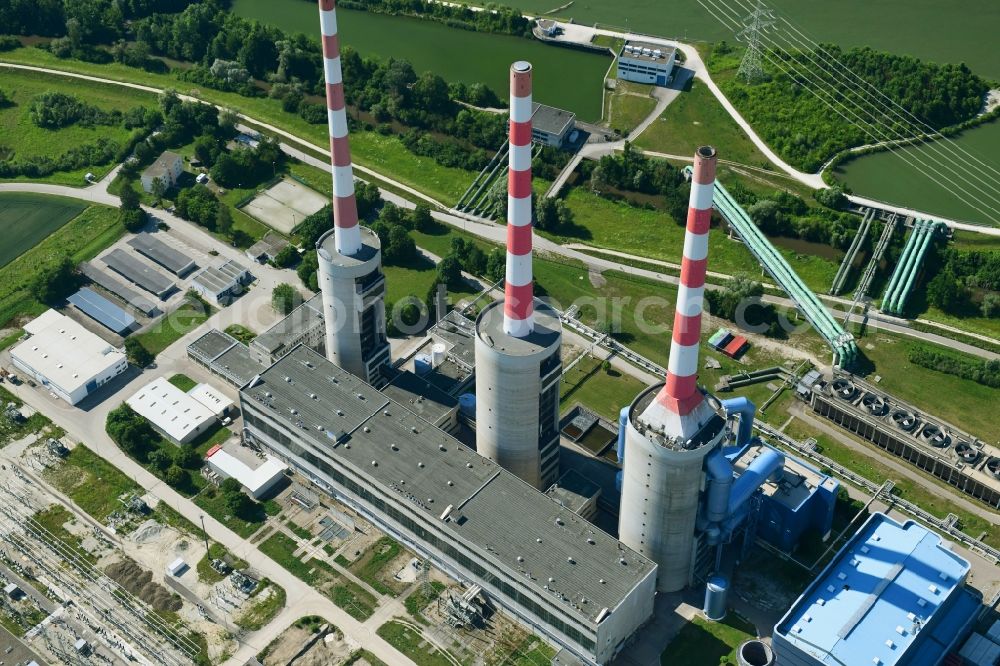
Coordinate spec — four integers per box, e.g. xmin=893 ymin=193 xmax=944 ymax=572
xmin=126 ymin=377 xmax=218 ymax=445
xmin=617 ymin=41 xmax=676 ymax=87
xmin=10 ymin=310 xmax=128 ymax=405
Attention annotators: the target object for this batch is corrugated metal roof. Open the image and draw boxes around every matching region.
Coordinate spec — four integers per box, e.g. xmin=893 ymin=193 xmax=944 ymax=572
xmin=127 ymin=233 xmax=197 ymax=276
xmin=775 ymin=513 xmax=975 ymax=666
xmin=103 ymin=249 xmax=175 ymax=297
xmin=67 ymin=288 xmax=136 ymax=334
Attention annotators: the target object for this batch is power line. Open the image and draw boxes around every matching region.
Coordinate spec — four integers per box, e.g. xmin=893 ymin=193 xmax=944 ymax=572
xmin=735 ymin=0 xmax=774 ymax=83
xmin=697 ymin=0 xmax=1000 ymax=223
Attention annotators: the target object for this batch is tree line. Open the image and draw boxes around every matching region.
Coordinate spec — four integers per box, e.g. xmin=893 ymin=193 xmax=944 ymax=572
xmin=714 ymin=42 xmax=991 ymax=171
xmin=333 ymin=0 xmax=532 ymax=38
xmin=926 ymin=245 xmax=1000 ymax=318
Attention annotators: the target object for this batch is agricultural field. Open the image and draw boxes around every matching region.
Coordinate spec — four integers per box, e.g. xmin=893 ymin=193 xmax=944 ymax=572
xmin=0 ymin=193 xmax=86 ymax=267
xmin=636 ymin=80 xmax=768 ymax=168
xmin=0 ymin=203 xmax=124 ymax=327
xmin=0 ymin=68 xmax=157 ymax=185
xmin=835 ymin=119 xmax=1000 ymax=227
xmin=230 ymin=0 xmax=611 ymax=120
xmin=453 ymin=0 xmax=1000 ymax=80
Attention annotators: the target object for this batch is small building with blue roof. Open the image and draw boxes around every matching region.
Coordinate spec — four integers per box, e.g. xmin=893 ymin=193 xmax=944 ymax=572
xmin=773 ymin=512 xmax=980 ymax=666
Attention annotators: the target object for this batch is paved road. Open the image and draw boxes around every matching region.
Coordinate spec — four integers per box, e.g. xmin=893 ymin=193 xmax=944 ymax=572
xmin=2 ymin=172 xmax=994 ymax=363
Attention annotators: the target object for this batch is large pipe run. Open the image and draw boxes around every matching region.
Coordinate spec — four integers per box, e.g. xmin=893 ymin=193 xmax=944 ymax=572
xmin=504 ymin=61 xmax=534 ymax=338
xmin=720 ymin=396 xmax=756 ymax=448
xmin=727 ymin=447 xmax=784 ymax=516
xmin=319 ymin=0 xmax=362 ymax=257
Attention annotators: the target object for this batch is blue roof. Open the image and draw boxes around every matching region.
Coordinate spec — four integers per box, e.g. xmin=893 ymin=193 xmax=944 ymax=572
xmin=776 ymin=513 xmax=973 ymax=666
xmin=68 ymin=288 xmax=136 ymax=334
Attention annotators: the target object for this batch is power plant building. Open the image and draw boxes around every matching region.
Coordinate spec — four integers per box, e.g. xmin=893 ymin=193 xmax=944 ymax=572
xmin=617 ymin=41 xmax=676 ymax=87
xmin=773 ymin=512 xmax=980 ymax=666
xmin=475 ymin=61 xmax=563 ymax=491
xmin=239 ymin=345 xmax=656 ymax=665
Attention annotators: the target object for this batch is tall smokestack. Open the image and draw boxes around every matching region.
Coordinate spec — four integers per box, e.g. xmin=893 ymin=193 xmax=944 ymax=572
xmin=319 ymin=0 xmax=362 ymax=257
xmin=657 ymin=145 xmax=717 ymax=416
xmin=504 ymin=61 xmax=534 ymax=338
xmin=618 ymin=146 xmax=728 ymax=592
xmin=475 ymin=60 xmax=562 ymax=490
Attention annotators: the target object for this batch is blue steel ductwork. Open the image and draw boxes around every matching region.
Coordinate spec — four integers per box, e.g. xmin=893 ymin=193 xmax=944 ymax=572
xmin=720 ymin=396 xmax=756 ymax=448
xmin=727 ymin=447 xmax=784 ymax=516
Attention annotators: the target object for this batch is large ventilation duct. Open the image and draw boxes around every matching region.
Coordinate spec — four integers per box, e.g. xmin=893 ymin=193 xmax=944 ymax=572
xmin=720 ymin=396 xmax=756 ymax=448
xmin=727 ymin=447 xmax=784 ymax=516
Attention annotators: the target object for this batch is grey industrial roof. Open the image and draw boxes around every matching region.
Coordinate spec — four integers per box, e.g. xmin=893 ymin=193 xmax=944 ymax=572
xmin=68 ymin=287 xmax=136 ymax=334
xmin=102 ymin=249 xmax=175 ymax=298
xmin=242 ymin=346 xmax=654 ymax=621
xmin=531 ymin=102 xmax=576 ymax=136
xmin=380 ymin=369 xmax=458 ymax=425
xmin=546 ymin=469 xmax=601 ymax=514
xmin=189 ymin=329 xmax=240 ymax=361
xmin=476 ymin=300 xmax=561 ymax=357
xmin=212 ymin=344 xmax=267 ymax=387
xmin=127 ymin=233 xmax=197 ymax=276
xmin=192 ymin=260 xmax=252 ymax=295
xmin=429 ymin=310 xmax=476 ymax=369
xmin=252 ymin=293 xmax=324 ymax=355
xmin=80 ymin=263 xmax=160 ymax=316
xmin=619 ymin=41 xmax=676 ymax=65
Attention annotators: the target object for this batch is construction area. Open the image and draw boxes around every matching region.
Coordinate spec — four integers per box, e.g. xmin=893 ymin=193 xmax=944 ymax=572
xmin=0 ymin=432 xmax=281 ymax=666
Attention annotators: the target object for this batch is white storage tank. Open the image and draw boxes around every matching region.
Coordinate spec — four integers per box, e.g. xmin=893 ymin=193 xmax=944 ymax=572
xmin=431 ymin=342 xmax=447 ymax=367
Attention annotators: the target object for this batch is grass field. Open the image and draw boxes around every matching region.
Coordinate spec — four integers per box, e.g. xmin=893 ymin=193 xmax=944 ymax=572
xmin=605 ymin=89 xmax=658 ymax=136
xmin=133 ymin=294 xmax=213 ymax=356
xmin=167 ymin=373 xmax=197 ymax=392
xmin=560 ymin=355 xmax=646 ymax=420
xmin=0 ymin=48 xmax=474 ymax=205
xmin=0 ymin=193 xmax=87 ymax=267
xmin=858 ymin=334 xmax=997 ymax=441
xmin=636 ymin=81 xmax=768 ymax=168
xmin=376 ymin=620 xmax=455 ymax=666
xmin=659 ymin=614 xmax=757 ymax=666
xmin=43 ymin=444 xmax=142 ymax=523
xmin=230 ymin=0 xmax=610 ymax=121
xmin=0 ymin=202 xmax=124 ymax=327
xmin=259 ymin=532 xmax=377 ymax=620
xmin=0 ymin=68 xmax=156 ymax=185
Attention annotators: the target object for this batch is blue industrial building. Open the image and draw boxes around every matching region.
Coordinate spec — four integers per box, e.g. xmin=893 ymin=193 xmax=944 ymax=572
xmin=774 ymin=512 xmax=981 ymax=666
xmin=68 ymin=287 xmax=136 ymax=335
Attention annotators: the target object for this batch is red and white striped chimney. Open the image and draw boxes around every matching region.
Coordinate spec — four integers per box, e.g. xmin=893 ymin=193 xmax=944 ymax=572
xmin=319 ymin=0 xmax=362 ymax=257
xmin=656 ymin=146 xmax=717 ymax=416
xmin=504 ymin=61 xmax=534 ymax=338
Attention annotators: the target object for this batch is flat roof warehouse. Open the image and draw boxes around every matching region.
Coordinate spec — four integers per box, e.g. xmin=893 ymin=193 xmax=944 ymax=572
xmin=241 ymin=346 xmax=655 ymax=624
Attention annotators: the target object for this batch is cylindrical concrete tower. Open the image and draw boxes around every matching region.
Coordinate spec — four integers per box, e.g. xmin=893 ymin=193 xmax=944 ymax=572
xmin=315 ymin=0 xmax=390 ymax=385
xmin=618 ymin=147 xmax=727 ymax=592
xmin=475 ymin=61 xmax=563 ymax=490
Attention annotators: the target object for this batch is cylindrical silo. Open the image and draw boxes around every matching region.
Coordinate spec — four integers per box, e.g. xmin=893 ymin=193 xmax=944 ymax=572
xmin=703 ymin=575 xmax=728 ymax=621
xmin=618 ymin=384 xmax=726 ymax=591
xmin=316 ymin=227 xmax=390 ymax=384
xmin=475 ymin=300 xmax=561 ymax=489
